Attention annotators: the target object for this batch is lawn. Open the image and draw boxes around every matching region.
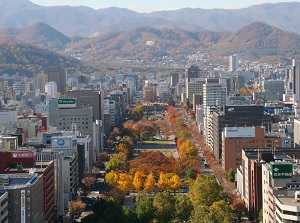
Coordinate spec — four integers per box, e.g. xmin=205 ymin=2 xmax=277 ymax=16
xmin=141 ymin=140 xmax=171 ymax=145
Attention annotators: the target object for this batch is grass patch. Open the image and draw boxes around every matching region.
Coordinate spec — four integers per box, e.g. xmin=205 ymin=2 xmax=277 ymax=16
xmin=142 ymin=140 xmax=171 ymax=145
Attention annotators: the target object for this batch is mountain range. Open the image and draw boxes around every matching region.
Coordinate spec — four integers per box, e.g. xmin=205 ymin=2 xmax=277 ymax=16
xmin=2 ymin=1 xmax=300 ymax=37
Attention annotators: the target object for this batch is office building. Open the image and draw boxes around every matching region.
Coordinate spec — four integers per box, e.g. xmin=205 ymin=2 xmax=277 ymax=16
xmin=44 ymin=67 xmax=66 ymax=94
xmin=66 ymin=90 xmax=104 ymax=121
xmin=170 ymin=72 xmax=179 ymax=87
xmin=229 ymin=54 xmax=239 ymax=72
xmin=0 ymin=173 xmax=44 ymax=223
xmin=35 ymin=73 xmax=48 ymax=94
xmin=222 ymin=126 xmax=291 ymax=172
xmin=45 ymin=81 xmax=58 ymax=99
xmin=203 ymin=78 xmax=227 ymax=115
xmin=206 ymin=105 xmax=272 ymax=159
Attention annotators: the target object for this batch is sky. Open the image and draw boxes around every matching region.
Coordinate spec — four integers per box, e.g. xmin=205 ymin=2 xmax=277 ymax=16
xmin=30 ymin=0 xmax=300 ymax=12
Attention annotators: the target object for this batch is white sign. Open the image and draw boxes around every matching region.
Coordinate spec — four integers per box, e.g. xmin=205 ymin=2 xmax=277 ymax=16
xmin=21 ymin=190 xmax=26 ymax=223
xmin=224 ymin=127 xmax=255 ymax=138
xmin=51 ymin=137 xmax=71 ymax=150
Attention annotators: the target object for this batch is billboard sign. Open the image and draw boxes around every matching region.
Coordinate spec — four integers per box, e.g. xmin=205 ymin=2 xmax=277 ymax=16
xmin=52 ymin=137 xmax=71 ymax=150
xmin=11 ymin=151 xmax=36 ymax=159
xmin=224 ymin=127 xmax=255 ymax=138
xmin=270 ymin=163 xmax=293 ymax=179
xmin=58 ymin=99 xmax=76 ymax=108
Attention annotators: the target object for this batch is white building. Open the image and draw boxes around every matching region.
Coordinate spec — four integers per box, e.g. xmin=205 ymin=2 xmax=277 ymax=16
xmin=45 ymin=81 xmax=58 ymax=99
xmin=185 ymin=77 xmax=206 ymax=101
xmin=203 ymin=79 xmax=227 ymax=115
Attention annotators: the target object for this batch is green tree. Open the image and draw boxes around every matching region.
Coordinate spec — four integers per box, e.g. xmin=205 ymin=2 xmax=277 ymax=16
xmin=105 ymin=152 xmax=128 ymax=172
xmin=209 ymin=200 xmax=232 ymax=223
xmin=123 ymin=206 xmax=138 ymax=223
xmin=188 ymin=175 xmax=222 ymax=207
xmin=136 ymin=192 xmax=155 ymax=223
xmin=258 ymin=208 xmax=263 ymax=223
xmin=174 ymin=195 xmax=193 ymax=222
xmin=228 ymin=168 xmax=235 ymax=182
xmin=81 ymin=198 xmax=125 ymax=223
xmin=190 ymin=205 xmax=211 ymax=223
xmin=153 ymin=191 xmax=175 ymax=223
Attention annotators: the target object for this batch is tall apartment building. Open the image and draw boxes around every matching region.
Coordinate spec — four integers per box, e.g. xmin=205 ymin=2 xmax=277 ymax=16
xmin=44 ymin=67 xmax=66 ymax=95
xmin=229 ymin=54 xmax=239 ymax=72
xmin=203 ymin=78 xmax=227 ymax=115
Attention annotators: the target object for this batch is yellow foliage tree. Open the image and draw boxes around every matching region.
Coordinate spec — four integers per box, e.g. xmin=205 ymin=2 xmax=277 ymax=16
xmin=105 ymin=170 xmax=119 ymax=187
xmin=169 ymin=174 xmax=182 ymax=192
xmin=117 ymin=173 xmax=133 ymax=192
xmin=144 ymin=172 xmax=156 ymax=192
xmin=133 ymin=171 xmax=144 ymax=192
xmin=68 ymin=200 xmax=86 ymax=217
xmin=157 ymin=172 xmax=170 ymax=191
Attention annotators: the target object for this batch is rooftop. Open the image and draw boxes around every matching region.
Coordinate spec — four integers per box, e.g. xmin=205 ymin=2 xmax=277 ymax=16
xmin=277 ymin=197 xmax=300 ymax=207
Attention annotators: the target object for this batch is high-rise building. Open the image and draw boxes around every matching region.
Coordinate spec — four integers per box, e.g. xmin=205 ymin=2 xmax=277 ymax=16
xmin=229 ymin=54 xmax=239 ymax=72
xmin=45 ymin=81 xmax=58 ymax=99
xmin=170 ymin=72 xmax=179 ymax=87
xmin=205 ymin=105 xmax=272 ymax=159
xmin=44 ymin=67 xmax=66 ymax=94
xmin=262 ymin=80 xmax=285 ymax=100
xmin=203 ymin=78 xmax=227 ymax=115
xmin=185 ymin=77 xmax=206 ymax=101
xmin=35 ymin=73 xmax=48 ymax=93
xmin=292 ymin=58 xmax=300 ymax=102
xmin=66 ymin=90 xmax=104 ymax=121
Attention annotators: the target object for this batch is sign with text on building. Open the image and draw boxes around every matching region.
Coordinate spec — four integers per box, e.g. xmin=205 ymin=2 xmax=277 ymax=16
xmin=270 ymin=163 xmax=293 ymax=179
xmin=224 ymin=127 xmax=255 ymax=138
xmin=11 ymin=151 xmax=36 ymax=159
xmin=51 ymin=137 xmax=71 ymax=150
xmin=21 ymin=190 xmax=26 ymax=223
xmin=58 ymin=98 xmax=76 ymax=108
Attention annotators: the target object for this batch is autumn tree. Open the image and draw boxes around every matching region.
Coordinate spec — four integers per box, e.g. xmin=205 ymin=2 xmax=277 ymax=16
xmin=108 ymin=187 xmax=126 ymax=204
xmin=105 ymin=170 xmax=119 ymax=187
xmin=188 ymin=174 xmax=223 ymax=207
xmin=231 ymin=199 xmax=247 ymax=223
xmin=81 ymin=176 xmax=96 ymax=191
xmin=117 ymin=173 xmax=134 ymax=192
xmin=144 ymin=173 xmax=156 ymax=192
xmin=157 ymin=172 xmax=170 ymax=191
xmin=169 ymin=174 xmax=182 ymax=193
xmin=133 ymin=171 xmax=145 ymax=192
xmin=97 ymin=152 xmax=108 ymax=163
xmin=129 ymin=151 xmax=175 ymax=175
xmin=68 ymin=200 xmax=86 ymax=217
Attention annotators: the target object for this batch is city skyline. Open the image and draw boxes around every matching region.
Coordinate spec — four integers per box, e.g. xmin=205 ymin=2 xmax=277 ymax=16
xmin=30 ymin=0 xmax=300 ymax=12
